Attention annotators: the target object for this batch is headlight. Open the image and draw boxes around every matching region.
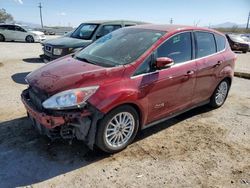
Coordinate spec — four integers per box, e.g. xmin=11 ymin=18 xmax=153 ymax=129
xmin=42 ymin=86 xmax=99 ymax=110
xmin=53 ymin=48 xmax=63 ymax=55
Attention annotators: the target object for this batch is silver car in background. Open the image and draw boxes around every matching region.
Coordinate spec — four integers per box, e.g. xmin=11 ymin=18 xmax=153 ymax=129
xmin=0 ymin=24 xmax=46 ymax=42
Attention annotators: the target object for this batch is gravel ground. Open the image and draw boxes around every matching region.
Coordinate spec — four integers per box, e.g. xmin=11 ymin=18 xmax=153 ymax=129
xmin=0 ymin=42 xmax=250 ymax=188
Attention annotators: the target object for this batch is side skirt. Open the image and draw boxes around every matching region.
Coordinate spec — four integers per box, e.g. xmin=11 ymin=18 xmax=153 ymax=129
xmin=142 ymin=100 xmax=210 ymax=130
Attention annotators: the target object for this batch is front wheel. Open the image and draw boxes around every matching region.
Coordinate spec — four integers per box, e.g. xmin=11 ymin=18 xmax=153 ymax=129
xmin=210 ymin=79 xmax=230 ymax=108
xmin=242 ymin=50 xmax=247 ymax=53
xmin=96 ymin=105 xmax=139 ymax=153
xmin=25 ymin=35 xmax=34 ymax=43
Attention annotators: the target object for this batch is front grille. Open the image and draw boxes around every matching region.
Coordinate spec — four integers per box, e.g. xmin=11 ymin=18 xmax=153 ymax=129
xmin=28 ymin=87 xmax=48 ymax=112
xmin=45 ymin=45 xmax=52 ymax=53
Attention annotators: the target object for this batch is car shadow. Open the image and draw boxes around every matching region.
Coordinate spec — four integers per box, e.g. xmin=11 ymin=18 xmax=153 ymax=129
xmin=11 ymin=72 xmax=30 ymax=85
xmin=23 ymin=58 xmax=44 ymax=63
xmin=0 ymin=105 xmax=213 ymax=187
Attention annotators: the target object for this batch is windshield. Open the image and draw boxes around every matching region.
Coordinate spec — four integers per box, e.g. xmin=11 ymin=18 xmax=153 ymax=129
xmin=75 ymin=28 xmax=165 ymax=67
xmin=71 ymin=23 xmax=99 ymax=40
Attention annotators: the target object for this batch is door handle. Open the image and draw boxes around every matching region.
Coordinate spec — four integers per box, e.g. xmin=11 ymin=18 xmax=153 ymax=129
xmin=214 ymin=60 xmax=223 ymax=67
xmin=186 ymin=70 xmax=195 ymax=76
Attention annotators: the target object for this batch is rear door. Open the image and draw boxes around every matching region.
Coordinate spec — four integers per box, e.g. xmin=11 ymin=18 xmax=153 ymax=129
xmin=193 ymin=31 xmax=225 ymax=104
xmin=4 ymin=25 xmax=16 ymax=40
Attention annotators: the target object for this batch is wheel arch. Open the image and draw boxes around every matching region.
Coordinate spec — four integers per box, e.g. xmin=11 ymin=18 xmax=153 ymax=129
xmin=0 ymin=33 xmax=5 ymax=41
xmin=101 ymin=102 xmax=144 ymax=130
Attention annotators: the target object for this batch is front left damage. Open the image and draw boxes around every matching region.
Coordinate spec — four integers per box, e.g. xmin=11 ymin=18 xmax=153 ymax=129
xmin=21 ymin=87 xmax=104 ymax=149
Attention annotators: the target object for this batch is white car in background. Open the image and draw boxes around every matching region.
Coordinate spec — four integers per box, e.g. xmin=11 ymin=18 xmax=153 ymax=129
xmin=240 ymin=34 xmax=250 ymax=51
xmin=0 ymin=24 xmax=46 ymax=42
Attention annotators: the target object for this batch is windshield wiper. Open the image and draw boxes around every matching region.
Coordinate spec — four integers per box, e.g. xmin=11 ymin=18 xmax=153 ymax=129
xmin=74 ymin=56 xmax=97 ymax=65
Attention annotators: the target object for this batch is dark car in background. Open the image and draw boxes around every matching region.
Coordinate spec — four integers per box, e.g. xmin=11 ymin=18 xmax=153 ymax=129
xmin=226 ymin=34 xmax=249 ymax=53
xmin=41 ymin=20 xmax=146 ymax=61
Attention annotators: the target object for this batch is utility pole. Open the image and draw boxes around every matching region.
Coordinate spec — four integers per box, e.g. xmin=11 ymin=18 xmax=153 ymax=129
xmin=247 ymin=11 xmax=250 ymax=30
xmin=38 ymin=2 xmax=44 ymax=28
xmin=170 ymin=18 xmax=173 ymax=24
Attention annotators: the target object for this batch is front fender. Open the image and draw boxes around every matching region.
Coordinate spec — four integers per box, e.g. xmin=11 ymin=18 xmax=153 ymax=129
xmin=88 ymin=86 xmax=148 ymax=126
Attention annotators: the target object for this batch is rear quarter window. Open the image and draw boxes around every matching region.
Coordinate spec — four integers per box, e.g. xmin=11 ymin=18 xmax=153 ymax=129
xmin=195 ymin=32 xmax=216 ymax=58
xmin=214 ymin=33 xmax=226 ymax=52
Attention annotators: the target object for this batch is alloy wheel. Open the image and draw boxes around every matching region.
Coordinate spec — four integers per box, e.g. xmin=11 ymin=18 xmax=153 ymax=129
xmin=215 ymin=81 xmax=228 ymax=106
xmin=104 ymin=112 xmax=135 ymax=148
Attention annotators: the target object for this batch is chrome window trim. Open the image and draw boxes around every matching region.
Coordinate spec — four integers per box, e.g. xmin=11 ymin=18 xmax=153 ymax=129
xmin=131 ymin=30 xmax=226 ymax=79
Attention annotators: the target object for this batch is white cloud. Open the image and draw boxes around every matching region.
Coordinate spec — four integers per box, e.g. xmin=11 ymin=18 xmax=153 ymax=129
xmin=57 ymin=12 xmax=67 ymax=16
xmin=14 ymin=0 xmax=23 ymax=4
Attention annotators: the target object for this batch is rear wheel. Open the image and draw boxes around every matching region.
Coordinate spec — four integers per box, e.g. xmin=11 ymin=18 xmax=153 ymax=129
xmin=242 ymin=50 xmax=247 ymax=53
xmin=25 ymin=35 xmax=34 ymax=43
xmin=96 ymin=105 xmax=139 ymax=153
xmin=0 ymin=34 xmax=5 ymax=42
xmin=210 ymin=79 xmax=230 ymax=108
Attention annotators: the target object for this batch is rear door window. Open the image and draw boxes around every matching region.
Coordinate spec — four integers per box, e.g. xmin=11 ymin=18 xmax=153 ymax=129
xmin=195 ymin=32 xmax=216 ymax=58
xmin=157 ymin=32 xmax=192 ymax=64
xmin=214 ymin=33 xmax=226 ymax=52
xmin=97 ymin=25 xmax=122 ymax=37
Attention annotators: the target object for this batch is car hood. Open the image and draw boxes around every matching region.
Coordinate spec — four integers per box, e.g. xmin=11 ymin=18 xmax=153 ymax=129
xmin=43 ymin=37 xmax=92 ymax=48
xmin=29 ymin=31 xmax=44 ymax=36
xmin=26 ymin=55 xmax=125 ymax=94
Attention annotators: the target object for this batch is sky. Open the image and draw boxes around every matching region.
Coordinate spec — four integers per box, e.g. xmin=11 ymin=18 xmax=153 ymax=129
xmin=0 ymin=0 xmax=249 ymax=27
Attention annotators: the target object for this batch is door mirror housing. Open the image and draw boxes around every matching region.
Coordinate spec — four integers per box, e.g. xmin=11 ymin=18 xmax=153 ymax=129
xmin=155 ymin=57 xmax=174 ymax=69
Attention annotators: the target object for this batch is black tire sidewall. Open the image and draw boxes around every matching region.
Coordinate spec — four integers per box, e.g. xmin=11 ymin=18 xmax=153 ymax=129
xmin=0 ymin=34 xmax=4 ymax=42
xmin=210 ymin=79 xmax=229 ymax=108
xmin=96 ymin=105 xmax=139 ymax=153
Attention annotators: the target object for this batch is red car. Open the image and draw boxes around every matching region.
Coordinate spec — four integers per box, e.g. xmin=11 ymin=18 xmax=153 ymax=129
xmin=22 ymin=24 xmax=236 ymax=153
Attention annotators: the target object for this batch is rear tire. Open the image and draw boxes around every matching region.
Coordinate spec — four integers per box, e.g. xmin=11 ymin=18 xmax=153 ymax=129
xmin=242 ymin=50 xmax=247 ymax=53
xmin=0 ymin=34 xmax=5 ymax=42
xmin=209 ymin=79 xmax=230 ymax=108
xmin=25 ymin=35 xmax=34 ymax=43
xmin=96 ymin=105 xmax=139 ymax=153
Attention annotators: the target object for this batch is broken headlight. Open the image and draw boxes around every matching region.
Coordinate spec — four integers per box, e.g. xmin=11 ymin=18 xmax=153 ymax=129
xmin=42 ymin=86 xmax=99 ymax=110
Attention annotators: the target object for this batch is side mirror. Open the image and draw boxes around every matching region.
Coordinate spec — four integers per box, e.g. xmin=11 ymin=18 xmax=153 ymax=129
xmin=96 ymin=34 xmax=103 ymax=39
xmin=155 ymin=57 xmax=174 ymax=69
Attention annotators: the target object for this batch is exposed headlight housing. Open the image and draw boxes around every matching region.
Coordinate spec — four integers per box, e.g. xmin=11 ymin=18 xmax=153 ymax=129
xmin=42 ymin=86 xmax=99 ymax=110
xmin=53 ymin=48 xmax=63 ymax=55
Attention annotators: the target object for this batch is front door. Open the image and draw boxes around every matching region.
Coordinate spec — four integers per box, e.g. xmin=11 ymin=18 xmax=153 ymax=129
xmin=136 ymin=32 xmax=197 ymax=124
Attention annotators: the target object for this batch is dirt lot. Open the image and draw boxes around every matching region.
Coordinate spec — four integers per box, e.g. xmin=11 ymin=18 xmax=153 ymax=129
xmin=0 ymin=42 xmax=250 ymax=188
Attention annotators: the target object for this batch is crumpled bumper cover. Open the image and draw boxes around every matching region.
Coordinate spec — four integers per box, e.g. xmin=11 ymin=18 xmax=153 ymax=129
xmin=21 ymin=89 xmax=91 ymax=129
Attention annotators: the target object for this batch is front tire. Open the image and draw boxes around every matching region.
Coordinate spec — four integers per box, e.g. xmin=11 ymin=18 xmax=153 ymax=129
xmin=242 ymin=50 xmax=247 ymax=53
xmin=25 ymin=35 xmax=34 ymax=43
xmin=210 ymin=79 xmax=230 ymax=108
xmin=96 ymin=105 xmax=139 ymax=153
xmin=0 ymin=34 xmax=5 ymax=42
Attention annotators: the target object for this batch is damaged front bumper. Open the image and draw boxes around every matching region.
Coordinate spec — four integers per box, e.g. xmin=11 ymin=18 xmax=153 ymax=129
xmin=21 ymin=88 xmax=104 ymax=149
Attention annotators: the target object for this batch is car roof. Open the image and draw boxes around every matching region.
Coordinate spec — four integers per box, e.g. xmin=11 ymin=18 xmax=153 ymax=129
xmin=0 ymin=23 xmax=22 ymax=26
xmin=82 ymin=20 xmax=148 ymax=25
xmin=132 ymin=24 xmax=222 ymax=34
